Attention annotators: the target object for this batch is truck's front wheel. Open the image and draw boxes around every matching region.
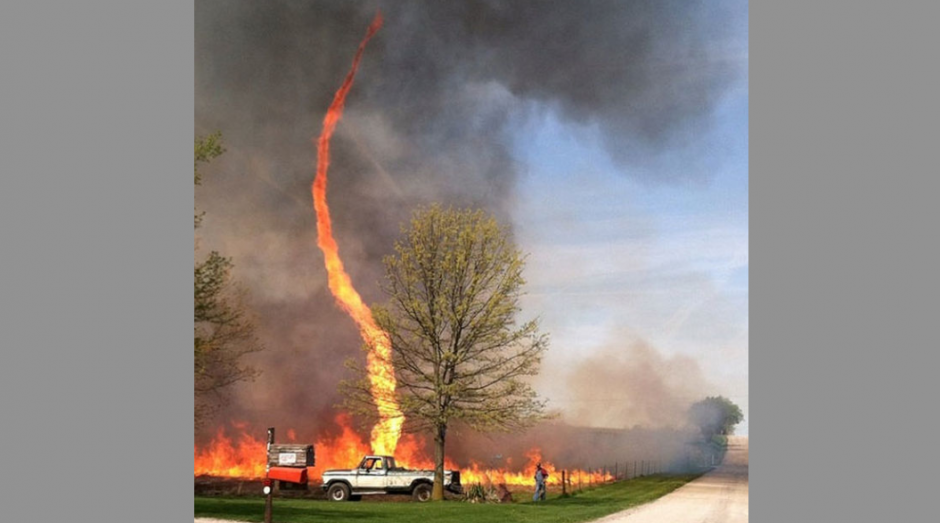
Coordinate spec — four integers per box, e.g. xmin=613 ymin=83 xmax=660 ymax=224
xmin=327 ymin=483 xmax=351 ymax=502
xmin=412 ymin=483 xmax=432 ymax=502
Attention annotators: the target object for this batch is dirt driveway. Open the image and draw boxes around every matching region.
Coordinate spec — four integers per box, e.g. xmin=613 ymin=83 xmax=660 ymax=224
xmin=591 ymin=436 xmax=749 ymax=523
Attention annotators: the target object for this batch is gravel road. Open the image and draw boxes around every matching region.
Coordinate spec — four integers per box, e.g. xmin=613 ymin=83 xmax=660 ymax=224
xmin=590 ymin=436 xmax=749 ymax=523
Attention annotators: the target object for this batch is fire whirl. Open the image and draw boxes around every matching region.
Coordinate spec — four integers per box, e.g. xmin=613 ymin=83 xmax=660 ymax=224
xmin=310 ymin=11 xmax=404 ymax=456
xmin=193 ymin=12 xmax=616 ymax=489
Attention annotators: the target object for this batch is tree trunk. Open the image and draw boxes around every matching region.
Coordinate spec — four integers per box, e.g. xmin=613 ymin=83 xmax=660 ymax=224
xmin=432 ymin=424 xmax=446 ymax=501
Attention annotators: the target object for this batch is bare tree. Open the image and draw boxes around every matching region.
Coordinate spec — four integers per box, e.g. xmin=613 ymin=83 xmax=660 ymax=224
xmin=194 ymin=133 xmax=261 ymax=429
xmin=344 ymin=205 xmax=549 ymax=500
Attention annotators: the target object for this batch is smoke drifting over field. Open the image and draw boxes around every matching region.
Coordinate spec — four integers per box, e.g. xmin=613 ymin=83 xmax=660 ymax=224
xmin=564 ymin=341 xmax=713 ymax=429
xmin=195 ymin=0 xmax=744 ymax=460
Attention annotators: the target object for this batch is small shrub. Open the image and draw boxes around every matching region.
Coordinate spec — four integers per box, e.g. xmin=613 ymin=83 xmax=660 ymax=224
xmin=463 ymin=483 xmax=501 ymax=503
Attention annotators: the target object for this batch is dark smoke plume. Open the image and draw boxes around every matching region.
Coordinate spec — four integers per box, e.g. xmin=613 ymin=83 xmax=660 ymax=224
xmin=194 ymin=0 xmax=745 ymax=446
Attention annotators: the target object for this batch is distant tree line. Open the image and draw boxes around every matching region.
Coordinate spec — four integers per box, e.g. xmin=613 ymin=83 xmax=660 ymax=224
xmin=689 ymin=396 xmax=743 ymax=438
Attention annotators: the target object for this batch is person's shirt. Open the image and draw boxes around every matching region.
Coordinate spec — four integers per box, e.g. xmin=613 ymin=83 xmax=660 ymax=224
xmin=535 ymin=469 xmax=545 ymax=483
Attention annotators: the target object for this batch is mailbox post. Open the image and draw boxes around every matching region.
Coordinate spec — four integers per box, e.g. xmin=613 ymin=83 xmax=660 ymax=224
xmin=264 ymin=427 xmax=274 ymax=523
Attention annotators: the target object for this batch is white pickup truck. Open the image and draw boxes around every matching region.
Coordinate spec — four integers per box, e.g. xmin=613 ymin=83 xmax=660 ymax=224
xmin=321 ymin=455 xmax=462 ymax=502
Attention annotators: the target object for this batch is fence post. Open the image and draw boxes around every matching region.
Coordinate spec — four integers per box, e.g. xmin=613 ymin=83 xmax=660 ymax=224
xmin=562 ymin=470 xmax=567 ymax=495
xmin=614 ymin=462 xmax=618 ymax=480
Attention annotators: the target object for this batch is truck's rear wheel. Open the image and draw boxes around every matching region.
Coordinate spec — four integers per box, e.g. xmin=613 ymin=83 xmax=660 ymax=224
xmin=412 ymin=483 xmax=432 ymax=502
xmin=327 ymin=483 xmax=351 ymax=502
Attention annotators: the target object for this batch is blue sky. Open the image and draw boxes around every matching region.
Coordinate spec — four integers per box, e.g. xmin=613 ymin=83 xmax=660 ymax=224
xmin=508 ymin=61 xmax=748 ymax=434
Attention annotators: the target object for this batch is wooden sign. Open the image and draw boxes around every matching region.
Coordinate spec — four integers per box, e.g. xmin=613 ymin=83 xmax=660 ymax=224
xmin=267 ymin=444 xmax=314 ymax=468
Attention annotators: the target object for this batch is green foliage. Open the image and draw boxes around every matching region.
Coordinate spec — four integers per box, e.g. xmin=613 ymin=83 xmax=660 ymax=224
xmin=194 ymin=132 xmax=224 ymax=227
xmin=195 ymin=131 xmax=224 ymax=186
xmin=710 ymin=434 xmax=728 ymax=448
xmin=194 ymin=474 xmax=700 ymax=523
xmin=194 ymin=251 xmax=261 ymax=426
xmin=381 ymin=204 xmax=549 ymax=432
xmin=194 ymin=132 xmax=260 ymax=429
xmin=341 ymin=204 xmax=549 ymax=500
xmin=688 ymin=396 xmax=743 ymax=437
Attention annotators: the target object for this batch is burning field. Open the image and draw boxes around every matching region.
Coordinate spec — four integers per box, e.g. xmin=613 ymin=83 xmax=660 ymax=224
xmin=194 ymin=1 xmax=746 ymax=495
xmin=194 ymin=415 xmax=621 ymax=487
xmin=194 ymin=10 xmax=604 ymax=490
xmin=196 ymin=13 xmax=635 ymax=487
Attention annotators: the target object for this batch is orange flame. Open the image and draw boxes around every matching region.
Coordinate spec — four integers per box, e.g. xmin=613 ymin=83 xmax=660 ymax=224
xmin=194 ymin=418 xmax=614 ymax=486
xmin=310 ymin=11 xmax=403 ymax=456
xmin=194 ymin=11 xmax=614 ymax=491
xmin=195 ymin=416 xmax=369 ymax=481
xmin=448 ymin=449 xmax=613 ymax=487
xmin=194 ymin=425 xmax=266 ymax=479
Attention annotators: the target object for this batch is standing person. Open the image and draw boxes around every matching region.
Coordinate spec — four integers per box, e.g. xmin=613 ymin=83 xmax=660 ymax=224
xmin=533 ymin=462 xmax=549 ymax=501
xmin=540 ymin=465 xmax=549 ymax=501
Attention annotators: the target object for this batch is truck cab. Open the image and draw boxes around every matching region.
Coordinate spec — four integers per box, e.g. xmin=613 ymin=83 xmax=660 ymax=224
xmin=354 ymin=455 xmax=396 ymax=488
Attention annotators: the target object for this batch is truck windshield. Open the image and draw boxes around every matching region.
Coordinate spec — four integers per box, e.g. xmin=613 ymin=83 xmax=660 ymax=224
xmin=359 ymin=456 xmax=397 ymax=471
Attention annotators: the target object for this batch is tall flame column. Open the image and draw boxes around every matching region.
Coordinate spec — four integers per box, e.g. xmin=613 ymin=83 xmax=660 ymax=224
xmin=310 ymin=12 xmax=404 ymax=456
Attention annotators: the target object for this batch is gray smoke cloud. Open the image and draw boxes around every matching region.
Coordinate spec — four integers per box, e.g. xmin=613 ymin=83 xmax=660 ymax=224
xmin=563 ymin=341 xmax=713 ymax=430
xmin=194 ymin=0 xmax=744 ymax=446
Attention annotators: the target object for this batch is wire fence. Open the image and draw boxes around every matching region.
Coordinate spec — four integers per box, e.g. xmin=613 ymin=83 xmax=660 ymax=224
xmin=556 ymin=443 xmax=726 ymax=495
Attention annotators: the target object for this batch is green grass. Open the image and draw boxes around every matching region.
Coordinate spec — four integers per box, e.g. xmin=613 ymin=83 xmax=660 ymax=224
xmin=194 ymin=474 xmax=699 ymax=523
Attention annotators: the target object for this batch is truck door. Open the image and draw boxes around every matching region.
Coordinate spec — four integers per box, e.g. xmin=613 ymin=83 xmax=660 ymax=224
xmin=357 ymin=457 xmax=388 ymax=489
xmin=384 ymin=457 xmax=409 ymax=489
